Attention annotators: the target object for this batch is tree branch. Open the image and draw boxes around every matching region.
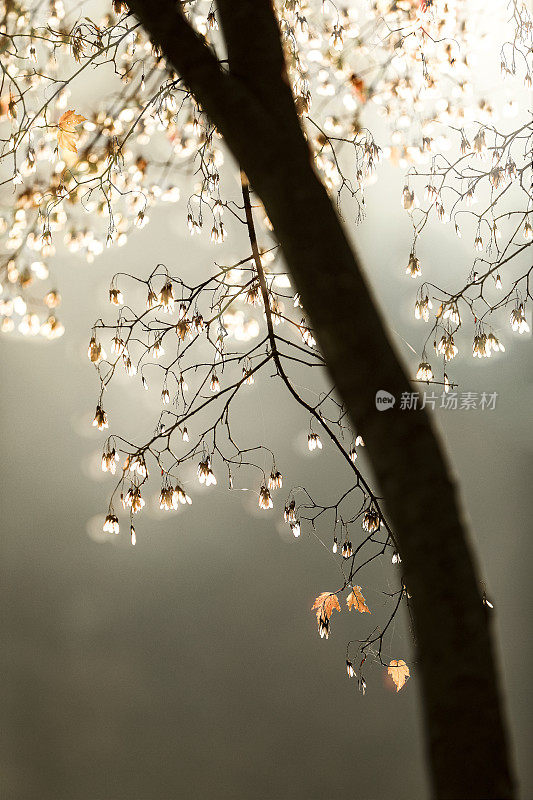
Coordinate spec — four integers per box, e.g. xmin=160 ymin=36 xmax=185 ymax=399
xmin=216 ymin=0 xmax=297 ymax=119
xmin=126 ymin=1 xmax=515 ymax=796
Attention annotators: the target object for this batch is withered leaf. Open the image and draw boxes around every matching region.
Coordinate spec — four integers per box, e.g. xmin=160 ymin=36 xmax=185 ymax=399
xmin=346 ymin=586 xmax=370 ymax=614
xmin=388 ymin=659 xmax=410 ymax=692
xmin=57 ymin=109 xmax=86 ymax=154
xmin=311 ymin=592 xmax=341 ymax=621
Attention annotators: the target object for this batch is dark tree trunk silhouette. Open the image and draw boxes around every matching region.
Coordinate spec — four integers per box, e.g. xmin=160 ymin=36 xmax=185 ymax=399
xmin=126 ymin=2 xmax=515 ymax=797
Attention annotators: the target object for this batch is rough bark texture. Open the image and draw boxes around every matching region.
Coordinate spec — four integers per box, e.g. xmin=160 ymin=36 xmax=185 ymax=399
xmin=126 ymin=2 xmax=515 ymax=797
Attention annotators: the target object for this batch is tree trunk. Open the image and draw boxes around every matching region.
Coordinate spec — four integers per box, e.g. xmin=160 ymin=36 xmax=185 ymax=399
xmin=127 ymin=1 xmax=515 ymax=796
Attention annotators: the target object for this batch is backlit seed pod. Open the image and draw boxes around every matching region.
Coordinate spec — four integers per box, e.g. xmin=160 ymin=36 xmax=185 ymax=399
xmin=197 ymin=457 xmax=216 ymax=486
xmin=159 ymin=484 xmax=177 ymax=510
xmin=146 ymin=287 xmax=158 ymax=309
xmin=299 ymin=321 xmax=316 ymax=347
xmin=152 ymin=339 xmax=164 ymax=359
xmin=192 ymin=313 xmax=204 ymax=333
xmin=128 ymin=454 xmax=148 ymax=478
xmin=258 ymin=484 xmax=273 ymax=510
xmin=405 ymin=253 xmax=421 ymax=278
xmin=245 ymin=285 xmax=262 ymax=306
xmin=473 ymin=334 xmax=490 ymax=358
xmin=416 ymin=361 xmax=433 ymax=381
xmin=317 ymin=612 xmax=330 ymax=639
xmin=268 ymin=470 xmax=283 ymax=490
xmin=41 ymin=315 xmax=64 ymax=339
xmin=401 ymin=185 xmax=415 ymax=210
xmin=101 ymin=444 xmax=119 ymax=474
xmin=308 ymin=432 xmax=322 ymax=451
xmin=123 ymin=485 xmax=145 ymax=513
xmin=159 ymin=280 xmax=174 ymax=312
xmin=342 ymin=541 xmax=353 ymax=559
xmin=210 ymin=372 xmax=220 ymax=393
xmin=109 ymin=287 xmax=123 ymax=305
xmin=44 ymin=290 xmax=61 ymax=308
xmin=414 ymin=298 xmax=430 ymax=321
xmin=442 ymin=304 xmax=460 ymax=326
xmin=435 ymin=333 xmax=458 ymax=361
xmin=473 ymin=129 xmax=487 ymax=156
xmin=88 ymin=336 xmax=104 ymax=363
xmin=362 ymin=507 xmax=380 ymax=533
xmin=103 ymin=513 xmax=119 ymax=534
xmin=510 ymin=304 xmax=530 ymax=334
xmin=176 ymin=486 xmax=192 ymax=505
xmin=176 ymin=311 xmax=191 ymax=336
xmin=487 ymin=333 xmax=504 ymax=354
xmin=92 ymin=405 xmax=108 ymax=430
xmin=284 ymin=500 xmax=296 ymax=524
xmin=123 ymin=355 xmax=137 ymax=376
xmin=111 ymin=335 xmax=126 ymax=355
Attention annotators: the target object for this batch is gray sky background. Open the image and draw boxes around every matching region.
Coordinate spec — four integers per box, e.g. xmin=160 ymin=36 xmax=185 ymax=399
xmin=2 ymin=160 xmax=532 ymax=799
xmin=1 ymin=4 xmax=532 ymax=799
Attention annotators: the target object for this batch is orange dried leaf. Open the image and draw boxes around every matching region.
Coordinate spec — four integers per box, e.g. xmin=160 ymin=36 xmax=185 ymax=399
xmin=346 ymin=586 xmax=370 ymax=614
xmin=57 ymin=109 xmax=86 ymax=154
xmin=350 ymin=73 xmax=366 ymax=102
xmin=311 ymin=592 xmax=341 ymax=621
xmin=388 ymin=659 xmax=410 ymax=692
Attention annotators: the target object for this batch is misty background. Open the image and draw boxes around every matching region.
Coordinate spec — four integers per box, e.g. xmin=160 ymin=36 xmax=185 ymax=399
xmin=1 ymin=2 xmax=532 ymax=797
xmin=2 ymin=157 xmax=532 ymax=799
